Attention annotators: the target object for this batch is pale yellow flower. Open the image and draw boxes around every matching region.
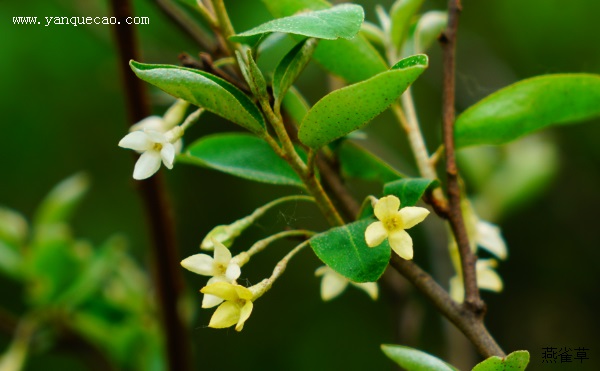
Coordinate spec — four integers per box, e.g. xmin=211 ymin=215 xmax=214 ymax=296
xmin=200 ymin=282 xmax=255 ymax=331
xmin=315 ymin=266 xmax=378 ymax=301
xmin=180 ymin=239 xmax=241 ymax=308
xmin=365 ymin=195 xmax=430 ymax=260
xmin=449 ymin=259 xmax=503 ymax=303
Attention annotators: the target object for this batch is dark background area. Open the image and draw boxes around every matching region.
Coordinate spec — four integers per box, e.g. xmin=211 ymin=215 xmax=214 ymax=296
xmin=1 ymin=0 xmax=599 ymax=370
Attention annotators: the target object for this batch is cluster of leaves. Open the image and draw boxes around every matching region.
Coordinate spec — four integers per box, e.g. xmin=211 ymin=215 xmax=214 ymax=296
xmin=0 ymin=174 xmax=164 ymax=370
xmin=120 ymin=0 xmax=600 ymax=369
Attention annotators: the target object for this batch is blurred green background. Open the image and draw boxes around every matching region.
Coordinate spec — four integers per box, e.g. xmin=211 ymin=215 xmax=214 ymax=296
xmin=2 ymin=0 xmax=599 ymax=370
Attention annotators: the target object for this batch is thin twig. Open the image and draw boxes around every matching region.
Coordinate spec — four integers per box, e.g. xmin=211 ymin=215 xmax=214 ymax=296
xmin=440 ymin=0 xmax=483 ymax=312
xmin=390 ymin=256 xmax=504 ymax=358
xmin=154 ymin=0 xmax=215 ymax=52
xmin=109 ymin=1 xmax=192 ymax=370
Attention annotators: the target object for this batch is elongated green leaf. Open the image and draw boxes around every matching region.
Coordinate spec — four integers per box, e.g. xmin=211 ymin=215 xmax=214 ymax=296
xmin=381 ymin=344 xmax=459 ymax=371
xmin=235 ymin=50 xmax=268 ymax=102
xmin=273 ymin=39 xmax=318 ymax=104
xmin=263 ymin=0 xmax=388 ymax=83
xmin=179 ymin=134 xmax=304 ymax=187
xmin=231 ymin=4 xmax=364 ymax=44
xmin=130 ymin=61 xmax=265 ymax=135
xmin=339 ymin=141 xmax=405 ymax=183
xmin=299 ymin=55 xmax=428 ymax=148
xmin=384 ymin=178 xmax=437 ymax=207
xmin=282 ymin=87 xmax=310 ymax=126
xmin=455 ymin=74 xmax=600 ymax=148
xmin=34 ymin=173 xmax=89 ymax=226
xmin=310 ymin=218 xmax=390 ymax=282
xmin=390 ymin=0 xmax=425 ymax=48
xmin=472 ymin=350 xmax=530 ymax=371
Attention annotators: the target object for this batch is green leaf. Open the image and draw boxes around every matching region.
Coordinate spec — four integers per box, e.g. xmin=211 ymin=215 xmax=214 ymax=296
xmin=414 ymin=11 xmax=447 ymax=53
xmin=0 ymin=207 xmax=28 ymax=248
xmin=383 ymin=178 xmax=437 ymax=206
xmin=390 ymin=0 xmax=425 ymax=49
xmin=235 ymin=50 xmax=268 ymax=102
xmin=282 ymin=87 xmax=310 ymax=126
xmin=179 ymin=134 xmax=304 ymax=187
xmin=472 ymin=350 xmax=530 ymax=371
xmin=34 ymin=173 xmax=89 ymax=226
xmin=455 ymin=74 xmax=600 ymax=148
xmin=262 ymin=0 xmax=388 ymax=83
xmin=27 ymin=225 xmax=82 ymax=305
xmin=262 ymin=0 xmax=330 ymax=17
xmin=338 ymin=141 xmax=405 ymax=183
xmin=231 ymin=4 xmax=364 ymax=44
xmin=299 ymin=54 xmax=428 ymax=148
xmin=273 ymin=38 xmax=318 ymax=104
xmin=310 ymin=218 xmax=390 ymax=282
xmin=56 ymin=236 xmax=126 ymax=308
xmin=130 ymin=61 xmax=265 ymax=135
xmin=0 ymin=240 xmax=22 ymax=279
xmin=381 ymin=344 xmax=459 ymax=371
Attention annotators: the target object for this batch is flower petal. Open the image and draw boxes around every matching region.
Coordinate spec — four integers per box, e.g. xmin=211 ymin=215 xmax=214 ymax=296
xmin=202 ymin=293 xmax=224 ymax=308
xmin=225 ymin=263 xmax=241 ymax=282
xmin=320 ymin=270 xmax=348 ymax=301
xmin=173 ymin=139 xmax=183 ymax=155
xmin=365 ymin=221 xmax=387 ymax=247
xmin=374 ymin=195 xmax=400 ymax=221
xmin=449 ymin=275 xmax=464 ymax=302
xmin=398 ymin=207 xmax=430 ymax=229
xmin=477 ymin=260 xmax=503 ymax=293
xmin=389 ymin=230 xmax=413 ymax=260
xmin=213 ymin=239 xmax=232 ymax=265
xmin=202 ymin=277 xmax=226 ymax=308
xmin=201 ymin=282 xmax=239 ymax=301
xmin=129 ymin=116 xmax=165 ymax=132
xmin=233 ymin=285 xmax=254 ymax=301
xmin=160 ymin=143 xmax=175 ymax=169
xmin=208 ymin=301 xmax=240 ymax=329
xmin=476 ymin=221 xmax=508 ymax=260
xmin=119 ymin=131 xmax=152 ymax=151
xmin=180 ymin=254 xmax=215 ymax=276
xmin=144 ymin=129 xmax=168 ymax=143
xmin=133 ymin=151 xmax=162 ymax=180
xmin=235 ymin=301 xmax=254 ymax=331
xmin=352 ymin=282 xmax=379 ymax=300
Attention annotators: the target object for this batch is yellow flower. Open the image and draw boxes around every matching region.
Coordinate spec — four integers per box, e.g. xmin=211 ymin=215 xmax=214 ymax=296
xmin=365 ymin=195 xmax=430 ymax=260
xmin=200 ymin=282 xmax=255 ymax=332
xmin=180 ymin=239 xmax=242 ymax=308
xmin=315 ymin=266 xmax=378 ymax=301
xmin=449 ymin=259 xmax=503 ymax=303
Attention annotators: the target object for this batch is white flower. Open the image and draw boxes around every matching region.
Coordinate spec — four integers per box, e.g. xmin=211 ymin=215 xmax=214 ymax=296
xmin=449 ymin=259 xmax=503 ymax=303
xmin=460 ymin=198 xmax=507 ymax=259
xmin=365 ymin=195 xmax=430 ymax=260
xmin=118 ymin=129 xmax=176 ymax=180
xmin=129 ymin=116 xmax=183 ymax=154
xmin=180 ymin=239 xmax=242 ymax=308
xmin=315 ymin=266 xmax=378 ymax=301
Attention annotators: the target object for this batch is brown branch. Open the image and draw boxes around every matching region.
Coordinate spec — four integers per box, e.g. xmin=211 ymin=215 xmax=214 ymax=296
xmin=440 ymin=0 xmax=483 ymax=313
xmin=390 ymin=256 xmax=504 ymax=358
xmin=109 ymin=1 xmax=192 ymax=370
